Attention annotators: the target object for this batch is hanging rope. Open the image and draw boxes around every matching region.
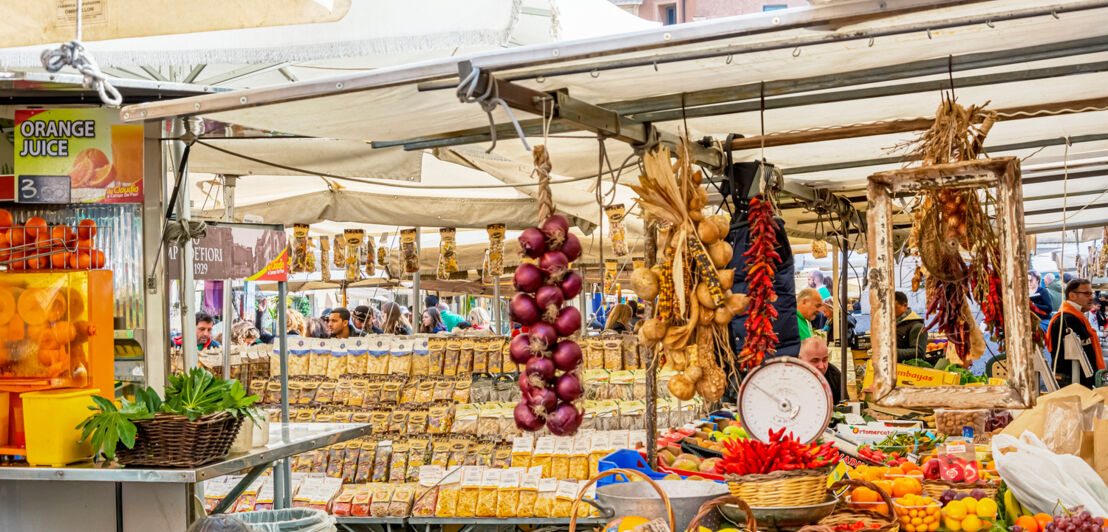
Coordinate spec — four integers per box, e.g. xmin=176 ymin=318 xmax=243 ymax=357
xmin=456 ymin=65 xmax=530 ymax=154
xmin=40 ymin=0 xmax=121 ymax=106
xmin=534 ymin=144 xmax=555 ymax=222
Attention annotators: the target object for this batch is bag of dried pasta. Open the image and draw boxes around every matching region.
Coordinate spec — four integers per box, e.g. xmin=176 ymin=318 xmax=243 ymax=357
xmin=475 ymin=467 xmax=500 ymax=517
xmin=496 ymin=467 xmax=523 ymax=518
xmin=515 ymin=466 xmax=541 ymax=518
xmin=345 ymin=229 xmax=365 ymax=281
xmin=434 ymin=466 xmax=462 ymax=517
xmin=412 ymin=465 xmax=443 ymax=517
xmin=401 ymin=228 xmax=419 ymax=273
xmin=455 ymin=466 xmax=482 ymax=518
xmin=534 ymin=478 xmax=557 ymax=518
xmin=605 ymin=204 xmax=628 ymax=256
xmin=438 ymin=227 xmax=458 ymax=280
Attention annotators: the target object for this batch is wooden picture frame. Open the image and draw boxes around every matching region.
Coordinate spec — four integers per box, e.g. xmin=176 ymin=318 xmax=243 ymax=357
xmin=866 ymin=156 xmax=1036 ymax=408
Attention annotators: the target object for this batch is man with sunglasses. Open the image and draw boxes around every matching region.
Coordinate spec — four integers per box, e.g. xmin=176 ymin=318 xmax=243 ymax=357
xmin=1047 ymin=278 xmax=1106 ymax=387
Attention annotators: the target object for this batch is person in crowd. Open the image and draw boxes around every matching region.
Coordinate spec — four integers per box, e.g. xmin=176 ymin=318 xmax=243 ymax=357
xmin=286 ymin=308 xmax=307 ymax=336
xmin=420 ymin=307 xmax=448 ymax=333
xmin=352 ymin=305 xmax=383 ymax=335
xmin=1047 ymin=278 xmax=1106 ymax=387
xmin=305 ymin=318 xmax=330 ymax=338
xmin=327 ymin=307 xmax=356 ymax=339
xmin=321 ymin=308 xmax=333 ymax=320
xmin=851 ymin=299 xmax=862 ymax=313
xmin=381 ymin=301 xmax=413 ymax=335
xmin=230 ymin=320 xmax=260 ymax=346
xmin=821 ymin=298 xmax=857 ymax=346
xmin=435 ymin=297 xmax=465 ymax=330
xmin=1044 ymin=273 xmax=1063 ymax=312
xmin=173 ymin=312 xmax=221 ymax=350
xmin=605 ymin=303 xmax=633 ymax=333
xmin=894 ymin=291 xmax=928 ymax=362
xmin=1029 ymin=270 xmax=1053 ymax=330
xmin=627 ymin=300 xmax=643 ymax=329
xmin=1097 ymin=295 xmax=1108 ymax=331
xmin=798 ymin=337 xmax=841 ymax=404
xmin=467 ymin=307 xmax=491 ymax=330
xmin=587 ymin=313 xmax=604 ymax=330
xmin=796 ymin=288 xmax=823 ymax=341
xmin=808 ymin=270 xmax=832 ymax=300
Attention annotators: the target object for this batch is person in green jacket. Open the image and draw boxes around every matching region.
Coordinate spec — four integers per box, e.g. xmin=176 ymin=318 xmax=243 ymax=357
xmin=1044 ymin=273 xmax=1063 ymax=312
xmin=426 ymin=295 xmax=465 ymax=331
xmin=796 ymin=288 xmax=823 ymax=341
xmin=894 ymin=291 xmax=928 ymax=362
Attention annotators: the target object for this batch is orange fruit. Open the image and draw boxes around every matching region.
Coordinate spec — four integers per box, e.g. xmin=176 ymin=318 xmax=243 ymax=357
xmin=0 ymin=289 xmax=14 ymax=325
xmin=7 ymin=315 xmax=25 ymax=341
xmin=873 ymin=479 xmax=894 ymax=495
xmin=89 ymin=250 xmax=106 ymax=269
xmin=45 ymin=292 xmax=67 ymax=322
xmin=901 ymin=463 xmax=922 ymax=473
xmin=0 ymin=209 xmax=12 ymax=233
xmin=892 ymin=476 xmax=922 ymax=497
xmin=887 ymin=467 xmax=906 ymax=476
xmin=851 ymin=487 xmax=880 ymax=504
xmin=77 ymin=251 xmax=92 ymax=270
xmin=17 ymin=288 xmax=51 ymax=325
xmin=37 ymin=348 xmax=60 ymax=366
xmin=1033 ymin=514 xmax=1053 ymax=530
xmin=25 ymin=256 xmax=49 ymax=270
xmin=88 ymin=162 xmax=116 ymax=188
xmin=1016 ymin=515 xmax=1040 ymax=532
xmin=52 ymin=321 xmax=76 ymax=343
xmin=50 ymin=251 xmax=68 ymax=269
xmin=77 ymin=219 xmax=97 ymax=240
xmin=9 ymin=228 xmax=25 ymax=247
xmin=24 ymin=217 xmax=47 ymax=240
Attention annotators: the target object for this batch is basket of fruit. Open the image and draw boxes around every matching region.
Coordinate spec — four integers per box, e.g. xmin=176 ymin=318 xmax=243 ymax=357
xmin=937 ymin=488 xmax=1000 ymax=532
xmin=720 ymin=429 xmax=839 ymax=507
xmin=689 ymin=495 xmax=758 ymax=532
xmin=821 ymin=479 xmax=900 ymax=532
xmin=921 ymin=455 xmax=999 ymax=499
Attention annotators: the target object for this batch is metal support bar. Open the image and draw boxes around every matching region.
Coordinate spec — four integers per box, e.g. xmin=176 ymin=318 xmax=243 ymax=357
xmin=175 ymin=118 xmax=198 ymax=370
xmin=221 ymin=175 xmax=236 ymax=380
xmin=838 ymin=237 xmax=850 ymax=400
xmin=492 ymin=276 xmax=502 ymax=335
xmin=276 ymin=280 xmax=292 ymax=508
xmin=211 ymin=463 xmax=270 ymax=514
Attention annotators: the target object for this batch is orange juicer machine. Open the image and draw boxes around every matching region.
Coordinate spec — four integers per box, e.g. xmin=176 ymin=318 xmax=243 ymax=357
xmin=0 ymin=270 xmax=113 ymax=456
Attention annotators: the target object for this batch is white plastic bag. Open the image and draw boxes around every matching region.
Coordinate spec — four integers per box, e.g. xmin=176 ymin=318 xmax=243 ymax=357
xmin=992 ymin=431 xmax=1108 ymax=516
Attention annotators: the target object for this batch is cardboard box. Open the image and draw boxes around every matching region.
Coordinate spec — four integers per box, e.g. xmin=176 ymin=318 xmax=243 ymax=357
xmin=836 ymin=420 xmax=924 ymax=445
xmin=862 ymin=360 xmax=960 ymax=390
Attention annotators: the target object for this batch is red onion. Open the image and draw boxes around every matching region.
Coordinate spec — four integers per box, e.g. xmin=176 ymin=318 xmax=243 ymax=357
xmin=529 ymin=322 xmax=558 ymax=351
xmin=561 ymin=233 xmax=582 ymax=262
xmin=555 ymin=372 xmax=584 ymax=402
xmin=509 ymin=293 xmax=541 ymax=325
xmin=527 ymin=386 xmax=558 ymax=415
xmin=518 ymin=371 xmax=535 ymax=395
xmin=542 ymin=215 xmax=570 ymax=248
xmin=536 ymin=284 xmax=565 ymax=322
xmin=509 ymin=334 xmax=534 ymax=365
xmin=553 ymin=306 xmax=581 ymax=338
xmin=560 ymin=271 xmax=583 ymax=300
xmin=514 ymin=401 xmax=545 ymax=431
xmin=539 ymin=251 xmax=569 ymax=280
xmin=546 ymin=402 xmax=583 ymax=436
xmin=525 ymin=355 xmax=556 ymax=382
xmin=513 ymin=263 xmax=545 ymax=293
xmin=518 ymin=227 xmax=547 ymax=259
xmin=551 ymin=340 xmax=583 ymax=371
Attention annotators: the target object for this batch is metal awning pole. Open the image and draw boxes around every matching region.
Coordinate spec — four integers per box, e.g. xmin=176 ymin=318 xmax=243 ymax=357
xmin=175 ymin=118 xmax=198 ymax=370
xmin=413 ymin=227 xmax=422 ymax=322
xmin=276 ymin=280 xmax=292 ymax=508
xmin=221 ymin=175 xmax=236 ymax=379
xmin=493 ymin=276 xmax=502 ymax=334
xmin=839 ymin=236 xmax=850 ymax=398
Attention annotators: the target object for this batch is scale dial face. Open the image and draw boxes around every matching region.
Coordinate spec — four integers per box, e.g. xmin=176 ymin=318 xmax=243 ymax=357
xmin=738 ymin=357 xmax=832 ymax=444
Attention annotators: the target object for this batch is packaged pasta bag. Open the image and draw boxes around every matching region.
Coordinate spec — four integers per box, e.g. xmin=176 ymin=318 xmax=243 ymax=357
xmin=370 ymin=483 xmax=394 ymax=517
xmin=342 ymin=441 xmax=362 ymax=483
xmin=496 ymin=467 xmax=523 ymax=518
xmin=428 ymin=337 xmax=446 ymax=376
xmin=313 ymin=408 xmax=334 ymax=424
xmin=553 ymin=479 xmax=578 ymax=518
xmin=318 ymin=236 xmax=330 ymax=281
xmin=400 ymin=379 xmax=418 ymax=403
xmin=367 ymin=337 xmax=390 ymax=375
xmin=400 ymin=228 xmax=419 ymax=274
xmin=363 ymin=235 xmax=376 ymax=277
xmin=351 ymin=410 xmax=371 ymax=425
xmin=411 ymin=337 xmax=431 ymax=376
xmin=290 ymin=224 xmax=313 ymax=273
xmin=447 ymin=436 xmax=471 ymax=468
xmin=577 ymin=481 xmax=598 ymax=517
xmin=500 ymin=338 xmax=517 ymax=373
xmin=265 ymin=378 xmax=282 ymax=404
xmin=327 ymin=340 xmax=349 ymax=379
xmin=429 ymin=436 xmax=451 ymax=467
xmin=388 ymin=337 xmax=413 ymax=376
xmin=308 ymin=339 xmax=330 ymax=376
xmin=333 ymin=234 xmax=346 ymax=269
xmin=334 ymin=376 xmax=353 ymax=405
xmin=434 ymin=467 xmax=462 ymax=517
xmin=474 ymin=440 xmax=495 ymax=467
xmin=351 ymin=485 xmax=372 ymax=517
xmin=475 ymin=467 xmax=501 ymax=517
xmin=310 ymin=448 xmax=329 ymax=474
xmin=289 ymin=338 xmax=312 ymax=375
xmin=433 ymin=378 xmax=455 ymax=402
xmin=389 ymin=407 xmax=409 ymax=433
xmin=456 ymin=466 xmax=483 ymax=518
xmin=492 ymin=442 xmax=512 ymax=469
xmin=469 ymin=375 xmax=492 ymax=403
xmin=493 ymin=373 xmax=518 ymax=402
xmin=326 ymin=443 xmax=346 ymax=478
xmin=471 ymin=337 xmax=488 ymax=374
xmin=458 ymin=338 xmax=475 ymax=374
xmin=415 ymin=379 xmax=435 ymax=403
xmin=570 ymin=433 xmax=591 ymax=480
xmin=498 ymin=403 xmax=520 ymax=438
xmin=407 ymin=436 xmax=431 ymax=481
xmin=443 ymin=338 xmax=462 ymax=377
xmin=487 ymin=224 xmax=506 ymax=276
xmin=412 ymin=465 xmax=443 ymax=517
xmin=388 ymin=483 xmax=415 ymax=517
xmin=532 ymin=436 xmax=555 ymax=478
xmin=534 ymin=477 xmax=558 ymax=518
xmin=355 ymin=439 xmax=376 ymax=484
xmin=620 ymin=401 xmax=646 ymax=431
xmin=452 ymin=378 xmax=472 ymax=404
xmin=426 ymin=404 xmax=453 ymax=434
xmin=315 ymin=379 xmax=338 ymax=404
xmin=589 ymin=431 xmax=609 ymax=477
xmin=380 ymin=379 xmax=402 ymax=404
xmin=623 ymin=333 xmax=641 ymax=370
xmin=438 ymin=227 xmax=458 ymax=279
xmin=369 ymin=408 xmax=391 ymax=433
xmin=511 ymin=434 xmax=534 ymax=469
xmin=551 ymin=437 xmax=573 ymax=479
xmin=487 ymin=336 xmax=503 ymax=374
xmin=347 ymin=338 xmax=369 ymax=374
xmin=359 ymin=378 xmax=380 ymax=407
xmin=372 ymin=440 xmax=393 ymax=483
xmin=603 ymin=335 xmax=623 ymax=371
xmin=331 ymin=484 xmax=356 ymax=516
xmin=632 ymin=370 xmax=648 ymax=401
xmin=389 ymin=439 xmax=410 ymax=483
xmin=605 ymin=204 xmax=628 ymax=256
xmin=407 ymin=409 xmax=428 ymax=435
xmin=586 ymin=337 xmax=604 ymax=370
xmin=609 ymin=370 xmax=633 ymax=401
xmin=516 ymin=466 xmax=541 ymax=518
xmin=453 ymin=404 xmax=478 ymax=434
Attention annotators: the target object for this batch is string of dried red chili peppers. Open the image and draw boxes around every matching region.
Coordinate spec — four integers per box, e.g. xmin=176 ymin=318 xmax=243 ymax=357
xmin=715 ymin=427 xmax=839 ymax=476
xmin=740 ymin=194 xmax=781 ymax=369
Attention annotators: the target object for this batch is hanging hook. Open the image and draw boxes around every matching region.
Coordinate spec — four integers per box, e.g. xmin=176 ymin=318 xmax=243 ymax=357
xmin=725 ymin=54 xmax=733 ymax=65
xmin=868 ymin=36 xmax=875 ymax=47
xmin=792 ymin=47 xmax=802 ymax=58
xmin=1051 ymin=10 xmax=1060 ymax=18
xmin=985 ymin=19 xmax=995 ymax=28
xmin=590 ymin=69 xmax=600 ymax=79
xmin=536 ymin=75 xmax=546 ymax=84
xmin=947 ymin=55 xmax=956 ymax=101
xmin=926 ymin=28 xmax=932 ymax=39
xmin=652 ymin=60 xmax=658 ymax=72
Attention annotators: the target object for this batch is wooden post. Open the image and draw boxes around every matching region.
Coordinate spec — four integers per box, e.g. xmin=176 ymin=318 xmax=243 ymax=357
xmin=643 ymin=222 xmax=659 ymax=470
xmin=996 ymin=159 xmax=1035 ymax=406
xmin=867 ymin=179 xmax=897 ymax=401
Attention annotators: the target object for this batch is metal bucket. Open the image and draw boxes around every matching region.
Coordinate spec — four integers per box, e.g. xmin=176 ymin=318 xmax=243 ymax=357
xmin=585 ymin=480 xmax=730 ymax=531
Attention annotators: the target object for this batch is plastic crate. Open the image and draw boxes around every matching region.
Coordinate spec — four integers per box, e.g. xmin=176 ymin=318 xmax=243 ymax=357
xmin=597 ymin=449 xmax=668 ymax=486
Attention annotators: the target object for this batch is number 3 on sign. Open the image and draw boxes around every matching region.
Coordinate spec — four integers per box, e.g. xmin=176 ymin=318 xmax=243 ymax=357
xmin=19 ymin=179 xmax=36 ymax=201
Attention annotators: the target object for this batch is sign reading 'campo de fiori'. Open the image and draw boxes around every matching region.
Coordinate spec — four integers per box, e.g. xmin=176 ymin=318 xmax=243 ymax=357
xmin=13 ymin=108 xmax=143 ymax=204
xmin=168 ymin=224 xmax=288 ymax=282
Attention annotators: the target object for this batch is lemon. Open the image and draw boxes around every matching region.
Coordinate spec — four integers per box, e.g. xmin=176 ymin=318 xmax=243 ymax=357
xmin=945 ymin=517 xmax=963 ymax=531
xmin=945 ymin=500 xmax=967 ymax=520
xmin=962 ymin=515 xmax=984 ymax=532
xmin=961 ymin=497 xmax=978 ymax=516
xmin=975 ymin=498 xmax=997 ymax=518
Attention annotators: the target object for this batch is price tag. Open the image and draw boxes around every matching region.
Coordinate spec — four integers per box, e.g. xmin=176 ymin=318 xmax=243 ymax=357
xmin=946 ymin=442 xmax=967 ymax=454
xmin=17 ymin=175 xmax=71 ymax=204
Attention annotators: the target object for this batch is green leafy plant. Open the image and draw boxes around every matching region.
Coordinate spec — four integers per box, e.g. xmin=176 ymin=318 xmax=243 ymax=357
xmin=77 ymin=369 xmax=259 ymax=462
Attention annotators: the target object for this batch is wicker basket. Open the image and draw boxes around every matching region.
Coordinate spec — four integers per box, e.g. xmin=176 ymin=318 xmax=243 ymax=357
xmin=569 ymin=468 xmax=675 ymax=532
xmin=819 ymin=479 xmax=899 ymax=532
xmin=689 ymin=495 xmax=757 ymax=532
xmin=921 ymin=479 xmax=999 ymax=499
xmin=725 ymin=466 xmax=831 ymax=507
xmin=116 ymin=411 xmax=245 ymax=467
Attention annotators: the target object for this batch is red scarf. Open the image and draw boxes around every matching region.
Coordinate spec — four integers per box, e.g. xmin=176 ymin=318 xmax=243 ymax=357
xmin=1047 ymin=302 xmax=1105 ymax=371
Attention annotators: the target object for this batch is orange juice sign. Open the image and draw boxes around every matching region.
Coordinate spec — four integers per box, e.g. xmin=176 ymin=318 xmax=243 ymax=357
xmin=15 ymin=108 xmax=143 ymax=204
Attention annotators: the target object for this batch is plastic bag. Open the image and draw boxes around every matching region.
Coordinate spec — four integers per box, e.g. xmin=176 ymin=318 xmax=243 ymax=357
xmin=992 ymin=431 xmax=1108 ymax=516
xmin=232 ymin=508 xmax=335 ymax=532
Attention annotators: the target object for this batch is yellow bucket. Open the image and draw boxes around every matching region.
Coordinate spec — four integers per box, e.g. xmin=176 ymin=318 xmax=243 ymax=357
xmin=22 ymin=388 xmax=100 ymax=467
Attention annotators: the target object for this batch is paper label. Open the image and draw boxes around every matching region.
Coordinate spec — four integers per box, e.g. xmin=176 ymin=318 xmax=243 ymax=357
xmin=482 ymin=468 xmax=502 ymax=487
xmin=555 ymin=479 xmax=578 ymax=500
xmin=554 ymin=437 xmax=574 ymax=456
xmin=591 ymin=432 xmax=610 ymax=453
xmin=534 ymin=436 xmax=556 ymax=456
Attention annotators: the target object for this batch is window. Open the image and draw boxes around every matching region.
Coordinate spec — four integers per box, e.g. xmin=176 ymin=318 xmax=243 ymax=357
xmin=763 ymin=4 xmax=788 ymax=10
xmin=662 ymin=4 xmax=677 ymax=25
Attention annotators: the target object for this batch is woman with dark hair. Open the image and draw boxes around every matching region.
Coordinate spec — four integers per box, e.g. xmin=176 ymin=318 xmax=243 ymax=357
xmin=381 ymin=301 xmax=413 ymax=335
xmin=306 ymin=318 xmax=331 ymax=338
xmin=420 ymin=307 xmax=447 ymax=333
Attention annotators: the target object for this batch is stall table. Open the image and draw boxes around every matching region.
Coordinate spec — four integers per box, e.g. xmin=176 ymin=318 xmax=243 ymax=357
xmin=0 ymin=422 xmax=370 ymax=532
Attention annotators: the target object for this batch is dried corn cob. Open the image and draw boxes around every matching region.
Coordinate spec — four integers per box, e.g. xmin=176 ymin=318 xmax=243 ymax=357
xmin=687 ymin=236 xmax=725 ymax=306
xmin=655 ymin=252 xmax=676 ymax=321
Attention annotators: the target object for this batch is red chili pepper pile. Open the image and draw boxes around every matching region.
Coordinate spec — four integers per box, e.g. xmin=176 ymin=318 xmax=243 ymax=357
xmin=925 ymin=279 xmax=970 ymax=363
xmin=971 ymin=266 xmax=1003 ymax=338
xmin=715 ymin=427 xmax=839 ymax=476
xmin=740 ymin=194 xmax=781 ymax=369
xmin=831 ymin=521 xmax=883 ymax=531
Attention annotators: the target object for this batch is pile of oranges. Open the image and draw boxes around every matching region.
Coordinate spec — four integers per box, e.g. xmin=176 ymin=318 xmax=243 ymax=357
xmin=0 ymin=210 xmax=105 ymax=271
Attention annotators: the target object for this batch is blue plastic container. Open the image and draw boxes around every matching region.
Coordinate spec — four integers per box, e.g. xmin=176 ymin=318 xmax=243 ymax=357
xmin=597 ymin=449 xmax=668 ymax=486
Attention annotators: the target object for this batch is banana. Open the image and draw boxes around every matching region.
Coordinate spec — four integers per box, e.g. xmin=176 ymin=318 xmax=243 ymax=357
xmin=1020 ymin=501 xmax=1033 ymax=517
xmin=1003 ymin=489 xmax=1021 ymax=523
